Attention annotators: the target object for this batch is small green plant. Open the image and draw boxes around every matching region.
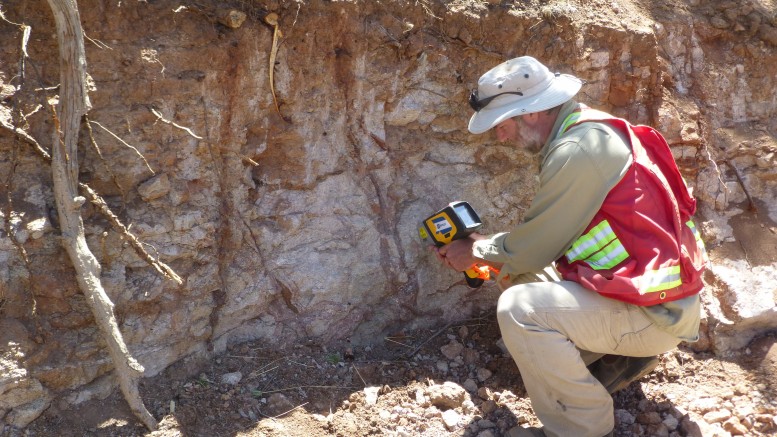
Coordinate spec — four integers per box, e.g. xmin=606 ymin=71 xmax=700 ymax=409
xmin=326 ymin=353 xmax=341 ymax=365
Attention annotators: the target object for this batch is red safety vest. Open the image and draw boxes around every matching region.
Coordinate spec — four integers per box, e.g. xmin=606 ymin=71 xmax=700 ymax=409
xmin=554 ymin=106 xmax=708 ymax=306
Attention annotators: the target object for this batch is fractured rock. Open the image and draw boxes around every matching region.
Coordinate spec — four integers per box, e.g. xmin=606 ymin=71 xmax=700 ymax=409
xmin=426 ymin=381 xmax=467 ymax=410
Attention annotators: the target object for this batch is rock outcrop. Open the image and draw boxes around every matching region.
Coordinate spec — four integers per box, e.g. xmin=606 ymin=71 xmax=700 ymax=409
xmin=0 ymin=0 xmax=775 ymax=426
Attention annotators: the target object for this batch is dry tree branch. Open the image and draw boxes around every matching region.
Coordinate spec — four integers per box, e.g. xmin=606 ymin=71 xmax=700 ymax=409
xmin=721 ymin=159 xmax=757 ymax=212
xmin=84 ymin=115 xmax=126 ymax=196
xmin=0 ymin=8 xmax=32 ymax=58
xmin=406 ymin=321 xmax=453 ymax=358
xmin=46 ymin=0 xmax=157 ymax=429
xmin=352 ymin=364 xmax=367 ymax=387
xmin=263 ymin=12 xmax=285 ymax=120
xmin=84 ymin=31 xmax=113 ymax=50
xmin=265 ymin=402 xmax=309 ymax=420
xmin=260 ymin=386 xmax=357 ymax=395
xmin=383 ymin=336 xmax=413 ymax=348
xmin=0 ymin=7 xmax=22 ymax=26
xmin=80 ymin=184 xmax=184 ymax=285
xmin=149 ymin=107 xmax=203 ymax=139
xmin=89 ymin=119 xmax=155 ymax=174
xmin=415 ymin=0 xmax=441 ymax=20
xmin=0 ymin=110 xmax=48 ymax=157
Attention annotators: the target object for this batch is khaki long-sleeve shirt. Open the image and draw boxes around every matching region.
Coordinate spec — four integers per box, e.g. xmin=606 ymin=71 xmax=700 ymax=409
xmin=472 ymin=100 xmax=700 ymax=342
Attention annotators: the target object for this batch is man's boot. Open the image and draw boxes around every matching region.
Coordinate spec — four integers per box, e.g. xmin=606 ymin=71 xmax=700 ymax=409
xmin=507 ymin=426 xmax=614 ymax=437
xmin=588 ymin=354 xmax=659 ymax=394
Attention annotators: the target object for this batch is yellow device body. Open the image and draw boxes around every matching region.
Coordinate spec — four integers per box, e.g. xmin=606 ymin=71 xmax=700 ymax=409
xmin=419 ymin=201 xmax=494 ymax=287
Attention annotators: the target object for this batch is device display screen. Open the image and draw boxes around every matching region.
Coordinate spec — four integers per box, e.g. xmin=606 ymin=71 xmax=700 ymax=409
xmin=454 ymin=204 xmax=479 ymax=229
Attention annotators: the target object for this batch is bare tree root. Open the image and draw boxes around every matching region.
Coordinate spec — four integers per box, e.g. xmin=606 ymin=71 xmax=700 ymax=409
xmin=89 ymin=119 xmax=156 ymax=175
xmin=149 ymin=107 xmax=203 ymax=139
xmin=263 ymin=12 xmax=284 ymax=119
xmin=84 ymin=116 xmax=127 ymax=196
xmin=0 ymin=12 xmax=39 ymax=315
xmin=46 ymin=0 xmax=157 ymax=429
xmin=721 ymin=159 xmax=757 ymax=212
xmin=2 ymin=107 xmax=37 ymax=316
xmin=79 ymin=183 xmax=183 ymax=284
xmin=0 ymin=114 xmax=183 ymax=286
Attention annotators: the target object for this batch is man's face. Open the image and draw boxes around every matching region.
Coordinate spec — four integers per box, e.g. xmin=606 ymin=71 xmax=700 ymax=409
xmin=494 ymin=116 xmax=545 ymax=152
xmin=494 ymin=118 xmax=519 ymax=143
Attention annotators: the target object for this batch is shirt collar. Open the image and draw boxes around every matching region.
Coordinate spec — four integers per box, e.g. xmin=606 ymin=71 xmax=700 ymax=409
xmin=539 ymin=100 xmax=581 ymax=161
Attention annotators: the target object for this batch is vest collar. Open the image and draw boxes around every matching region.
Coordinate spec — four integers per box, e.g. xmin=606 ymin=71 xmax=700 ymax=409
xmin=539 ymin=100 xmax=582 ymax=161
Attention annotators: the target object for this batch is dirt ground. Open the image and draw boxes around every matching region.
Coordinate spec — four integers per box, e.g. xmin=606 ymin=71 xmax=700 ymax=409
xmin=20 ymin=314 xmax=777 ymax=437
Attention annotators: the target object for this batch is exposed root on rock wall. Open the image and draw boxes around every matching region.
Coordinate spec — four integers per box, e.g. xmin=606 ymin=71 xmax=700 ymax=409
xmin=80 ymin=183 xmax=184 ymax=285
xmin=0 ymin=116 xmax=183 ymax=286
xmin=1 ymin=106 xmax=37 ymax=317
xmin=89 ymin=118 xmax=156 ymax=175
xmin=720 ymin=159 xmax=757 ymax=212
xmin=84 ymin=115 xmax=126 ymax=197
xmin=263 ymin=12 xmax=284 ymax=120
xmin=149 ymin=107 xmax=203 ymax=140
xmin=46 ymin=0 xmax=157 ymax=429
xmin=0 ymin=13 xmax=36 ymax=312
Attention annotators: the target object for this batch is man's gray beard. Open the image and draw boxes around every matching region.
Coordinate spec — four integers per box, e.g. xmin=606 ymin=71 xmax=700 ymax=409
xmin=518 ymin=121 xmax=545 ymax=153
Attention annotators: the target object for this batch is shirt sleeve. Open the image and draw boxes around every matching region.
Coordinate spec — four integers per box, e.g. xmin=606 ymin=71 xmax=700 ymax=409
xmin=472 ymin=123 xmax=632 ymax=276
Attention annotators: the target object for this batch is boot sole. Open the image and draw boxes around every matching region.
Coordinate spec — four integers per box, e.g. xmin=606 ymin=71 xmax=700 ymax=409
xmin=606 ymin=356 xmax=659 ymax=394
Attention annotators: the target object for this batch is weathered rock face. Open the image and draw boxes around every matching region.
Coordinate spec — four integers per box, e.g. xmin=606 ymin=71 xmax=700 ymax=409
xmin=0 ymin=0 xmax=775 ymax=425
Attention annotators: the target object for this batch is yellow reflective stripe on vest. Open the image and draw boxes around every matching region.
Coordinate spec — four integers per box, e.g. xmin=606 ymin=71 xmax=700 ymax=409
xmin=641 ymin=265 xmax=682 ymax=293
xmin=566 ymin=220 xmax=617 ymax=263
xmin=558 ymin=112 xmax=581 ymax=137
xmin=686 ymin=220 xmax=707 ymax=258
xmin=565 ymin=220 xmax=630 ymax=270
xmin=585 ymin=238 xmax=629 ymax=270
xmin=556 ymin=108 xmax=615 ymax=139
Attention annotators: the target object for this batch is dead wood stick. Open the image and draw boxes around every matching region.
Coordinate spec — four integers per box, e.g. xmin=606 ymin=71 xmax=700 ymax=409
xmin=352 ymin=364 xmax=367 ymax=387
xmin=89 ymin=119 xmax=156 ymax=174
xmin=45 ymin=0 xmax=156 ymax=429
xmin=261 ymin=385 xmax=357 ymax=395
xmin=406 ymin=321 xmax=453 ymax=358
xmin=268 ymin=402 xmax=308 ymax=419
xmin=722 ymin=159 xmax=757 ymax=212
xmin=383 ymin=337 xmax=413 ymax=348
xmin=84 ymin=116 xmax=126 ymax=196
xmin=149 ymin=107 xmax=202 ymax=139
xmin=80 ymin=183 xmax=183 ymax=284
xmin=263 ymin=12 xmax=284 ymax=119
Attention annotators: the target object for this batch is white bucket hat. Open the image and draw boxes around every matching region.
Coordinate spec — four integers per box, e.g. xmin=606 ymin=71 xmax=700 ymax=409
xmin=468 ymin=56 xmax=583 ymax=134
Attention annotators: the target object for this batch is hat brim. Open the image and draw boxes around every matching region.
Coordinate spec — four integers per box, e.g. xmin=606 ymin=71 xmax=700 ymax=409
xmin=468 ymin=74 xmax=583 ymax=134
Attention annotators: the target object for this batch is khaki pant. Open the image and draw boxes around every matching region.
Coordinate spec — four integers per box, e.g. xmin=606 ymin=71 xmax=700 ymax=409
xmin=496 ymin=268 xmax=681 ymax=437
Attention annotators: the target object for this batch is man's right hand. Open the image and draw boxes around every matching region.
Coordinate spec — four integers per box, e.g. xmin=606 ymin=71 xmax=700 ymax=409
xmin=435 ymin=237 xmax=479 ymax=272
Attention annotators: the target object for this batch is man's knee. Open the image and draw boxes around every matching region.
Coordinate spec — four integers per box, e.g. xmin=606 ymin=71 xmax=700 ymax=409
xmin=496 ymin=280 xmax=582 ymax=331
xmin=497 ymin=284 xmax=536 ymax=328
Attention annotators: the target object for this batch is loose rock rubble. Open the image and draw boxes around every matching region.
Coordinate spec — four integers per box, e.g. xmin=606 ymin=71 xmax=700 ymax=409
xmin=18 ymin=317 xmax=776 ymax=437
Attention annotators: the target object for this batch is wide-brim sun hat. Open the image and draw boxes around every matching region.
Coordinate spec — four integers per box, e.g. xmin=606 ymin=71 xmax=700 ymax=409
xmin=468 ymin=56 xmax=584 ymax=134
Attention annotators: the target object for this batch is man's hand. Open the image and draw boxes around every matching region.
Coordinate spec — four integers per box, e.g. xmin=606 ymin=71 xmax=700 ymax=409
xmin=433 ymin=233 xmax=485 ymax=272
